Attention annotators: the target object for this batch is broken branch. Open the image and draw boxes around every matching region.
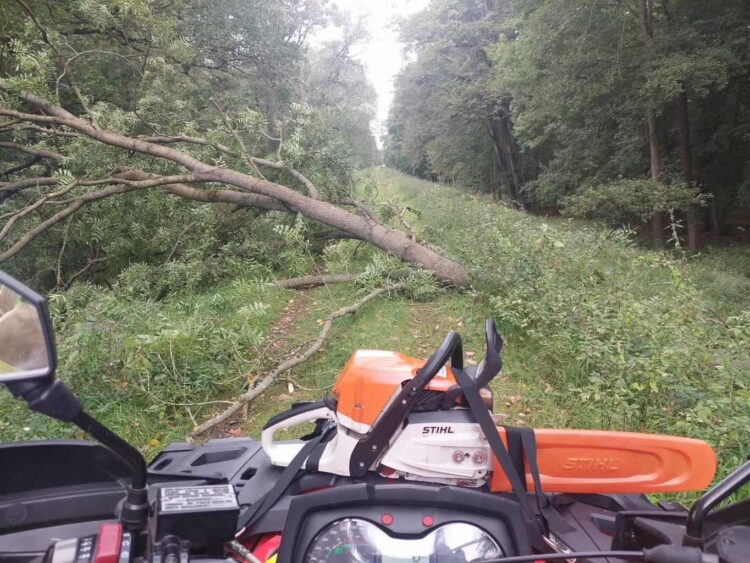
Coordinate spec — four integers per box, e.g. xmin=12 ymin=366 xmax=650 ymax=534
xmin=190 ymin=283 xmax=405 ymax=437
xmin=0 ymin=141 xmax=64 ymax=161
xmin=274 ymin=273 xmax=357 ymax=289
xmin=0 ymin=174 xmax=204 ymax=261
xmin=15 ymin=0 xmax=96 ymax=125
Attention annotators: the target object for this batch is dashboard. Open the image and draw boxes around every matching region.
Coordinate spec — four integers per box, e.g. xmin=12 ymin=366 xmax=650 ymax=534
xmin=304 ymin=518 xmax=503 ymax=562
xmin=0 ymin=438 xmax=540 ymax=563
xmin=275 ymin=482 xmax=530 ymax=563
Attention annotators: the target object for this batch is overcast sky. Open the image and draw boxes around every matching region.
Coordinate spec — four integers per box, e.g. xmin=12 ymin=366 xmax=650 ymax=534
xmin=324 ymin=0 xmax=431 ymax=146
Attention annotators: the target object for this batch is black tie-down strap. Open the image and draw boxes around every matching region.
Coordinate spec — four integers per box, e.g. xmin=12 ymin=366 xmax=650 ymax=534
xmin=237 ymin=422 xmax=335 ymax=534
xmin=452 ymin=367 xmax=549 ymax=539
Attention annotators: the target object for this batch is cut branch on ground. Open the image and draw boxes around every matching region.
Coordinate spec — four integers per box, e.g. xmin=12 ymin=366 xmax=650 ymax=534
xmin=190 ymin=282 xmax=405 ymax=437
xmin=274 ymin=273 xmax=357 ymax=289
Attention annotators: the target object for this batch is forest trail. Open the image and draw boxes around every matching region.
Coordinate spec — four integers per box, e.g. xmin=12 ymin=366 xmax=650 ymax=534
xmin=203 ymin=292 xmax=312 ymax=440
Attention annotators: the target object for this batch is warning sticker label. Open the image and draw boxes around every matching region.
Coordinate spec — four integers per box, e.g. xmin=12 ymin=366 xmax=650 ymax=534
xmin=159 ymin=485 xmax=238 ymax=513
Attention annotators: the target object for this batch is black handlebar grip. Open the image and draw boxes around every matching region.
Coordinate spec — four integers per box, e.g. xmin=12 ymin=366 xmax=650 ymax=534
xmin=685 ymin=458 xmax=750 ymax=542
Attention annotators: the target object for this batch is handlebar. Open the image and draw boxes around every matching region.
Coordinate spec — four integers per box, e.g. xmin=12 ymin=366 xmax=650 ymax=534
xmin=685 ymin=458 xmax=750 ymax=542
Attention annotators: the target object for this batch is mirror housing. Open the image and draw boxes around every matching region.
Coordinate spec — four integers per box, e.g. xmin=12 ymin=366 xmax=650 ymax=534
xmin=0 ymin=271 xmax=57 ymax=383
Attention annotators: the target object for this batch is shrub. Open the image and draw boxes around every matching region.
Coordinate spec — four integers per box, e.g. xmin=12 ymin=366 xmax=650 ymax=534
xmin=563 ymin=178 xmax=706 ymax=225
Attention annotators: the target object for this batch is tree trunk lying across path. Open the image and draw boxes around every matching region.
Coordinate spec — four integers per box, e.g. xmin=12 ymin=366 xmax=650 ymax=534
xmin=190 ymin=283 xmax=405 ymax=437
xmin=0 ymin=85 xmax=469 ymax=287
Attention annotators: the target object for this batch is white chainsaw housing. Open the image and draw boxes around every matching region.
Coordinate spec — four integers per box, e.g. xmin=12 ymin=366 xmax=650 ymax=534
xmin=378 ymin=416 xmax=492 ymax=487
xmin=261 ymin=404 xmax=495 ymax=487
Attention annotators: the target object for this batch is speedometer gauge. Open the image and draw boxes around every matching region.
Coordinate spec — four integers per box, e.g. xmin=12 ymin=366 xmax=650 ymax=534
xmin=304 ymin=518 xmax=503 ymax=562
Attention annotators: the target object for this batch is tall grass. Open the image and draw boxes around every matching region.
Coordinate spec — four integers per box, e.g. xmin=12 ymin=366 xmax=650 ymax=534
xmin=372 ymin=168 xmax=750 ymax=480
xmin=0 ymin=271 xmax=288 ymax=449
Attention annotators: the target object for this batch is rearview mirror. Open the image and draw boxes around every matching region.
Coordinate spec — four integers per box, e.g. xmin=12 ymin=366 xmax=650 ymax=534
xmin=0 ymin=271 xmax=56 ymax=383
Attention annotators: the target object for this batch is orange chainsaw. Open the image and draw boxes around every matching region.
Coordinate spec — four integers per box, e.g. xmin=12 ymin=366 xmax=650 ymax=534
xmin=261 ymin=320 xmax=716 ymax=494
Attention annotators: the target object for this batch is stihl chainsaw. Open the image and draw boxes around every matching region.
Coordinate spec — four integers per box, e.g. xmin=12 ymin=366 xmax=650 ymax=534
xmin=262 ymin=320 xmax=716 ymax=494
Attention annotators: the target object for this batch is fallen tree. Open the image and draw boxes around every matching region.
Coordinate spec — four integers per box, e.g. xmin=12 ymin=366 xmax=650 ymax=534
xmin=274 ymin=273 xmax=357 ymax=289
xmin=0 ymin=88 xmax=467 ymax=285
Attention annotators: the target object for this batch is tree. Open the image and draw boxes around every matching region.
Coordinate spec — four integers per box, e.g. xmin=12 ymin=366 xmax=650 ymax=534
xmin=305 ymin=12 xmax=380 ymax=167
xmin=385 ymin=0 xmax=524 ymax=201
xmin=0 ymin=0 xmax=468 ymax=286
xmin=389 ymin=0 xmax=749 ymax=244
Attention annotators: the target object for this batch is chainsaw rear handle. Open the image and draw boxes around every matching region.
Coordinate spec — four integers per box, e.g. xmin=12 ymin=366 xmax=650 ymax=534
xmin=261 ymin=403 xmax=335 ymax=467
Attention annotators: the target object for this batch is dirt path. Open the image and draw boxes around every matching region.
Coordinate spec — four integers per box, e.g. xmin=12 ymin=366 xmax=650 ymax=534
xmin=203 ymin=292 xmax=311 ymax=440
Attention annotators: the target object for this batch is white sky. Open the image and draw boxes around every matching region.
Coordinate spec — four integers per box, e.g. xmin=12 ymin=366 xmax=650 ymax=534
xmin=322 ymin=0 xmax=431 ymax=146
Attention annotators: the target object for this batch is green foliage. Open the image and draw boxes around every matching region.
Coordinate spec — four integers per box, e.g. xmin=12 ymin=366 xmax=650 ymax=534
xmin=1 ymin=272 xmax=288 ymax=448
xmin=387 ymin=0 xmax=750 ymax=229
xmin=1 ymin=0 xmax=380 ymax=291
xmin=385 ymin=0 xmax=519 ymax=198
xmin=564 ymin=179 xmax=707 ymax=225
xmin=272 ymin=215 xmax=316 ymax=276
xmin=322 ymin=240 xmax=361 ymax=274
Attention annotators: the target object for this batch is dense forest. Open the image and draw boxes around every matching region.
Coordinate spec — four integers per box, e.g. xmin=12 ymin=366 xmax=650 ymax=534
xmin=385 ymin=0 xmax=750 ymax=249
xmin=0 ymin=0 xmax=749 ymax=496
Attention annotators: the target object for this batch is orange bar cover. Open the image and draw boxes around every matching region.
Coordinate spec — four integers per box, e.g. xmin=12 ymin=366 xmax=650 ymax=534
xmin=490 ymin=429 xmax=716 ymax=494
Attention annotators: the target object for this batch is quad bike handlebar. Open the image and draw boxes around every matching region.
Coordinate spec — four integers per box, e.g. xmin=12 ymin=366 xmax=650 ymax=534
xmin=686 ymin=458 xmax=750 ymax=542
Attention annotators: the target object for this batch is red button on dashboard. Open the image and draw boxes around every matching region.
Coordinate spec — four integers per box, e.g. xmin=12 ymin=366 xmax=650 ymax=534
xmin=381 ymin=513 xmax=394 ymax=526
xmin=422 ymin=515 xmax=434 ymax=527
xmin=94 ymin=523 xmax=122 ymax=563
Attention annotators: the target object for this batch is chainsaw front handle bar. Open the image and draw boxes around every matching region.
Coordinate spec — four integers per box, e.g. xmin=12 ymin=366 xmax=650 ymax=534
xmin=474 ymin=319 xmax=503 ymax=388
xmin=413 ymin=330 xmax=463 ymax=386
xmin=347 ymin=330 xmax=464 ymax=476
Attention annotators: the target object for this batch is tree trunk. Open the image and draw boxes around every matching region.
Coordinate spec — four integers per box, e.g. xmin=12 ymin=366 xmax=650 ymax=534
xmin=642 ymin=0 xmax=663 ymax=248
xmin=489 ymin=157 xmax=498 ymax=201
xmin=647 ymin=111 xmax=663 ymax=247
xmin=485 ymin=117 xmax=521 ymax=202
xmin=676 ymin=86 xmax=702 ymax=250
xmin=708 ymin=199 xmax=721 ymax=237
xmin=498 ymin=99 xmax=524 ymax=200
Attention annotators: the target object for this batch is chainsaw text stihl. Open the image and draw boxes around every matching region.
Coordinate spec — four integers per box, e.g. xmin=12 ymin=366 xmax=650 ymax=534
xmin=261 ymin=320 xmax=716 ymax=495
